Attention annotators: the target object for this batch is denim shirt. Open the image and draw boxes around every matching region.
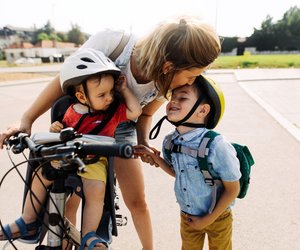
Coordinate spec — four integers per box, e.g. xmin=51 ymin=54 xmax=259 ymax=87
xmin=162 ymin=128 xmax=241 ymax=216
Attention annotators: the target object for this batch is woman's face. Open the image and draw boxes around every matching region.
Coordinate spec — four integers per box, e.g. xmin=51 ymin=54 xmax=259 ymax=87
xmin=169 ymin=67 xmax=206 ymax=90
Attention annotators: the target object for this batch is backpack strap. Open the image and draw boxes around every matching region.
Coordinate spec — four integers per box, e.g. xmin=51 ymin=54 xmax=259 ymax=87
xmin=108 ymin=32 xmax=131 ymax=62
xmin=197 ymin=131 xmax=222 ymax=213
xmin=163 ymin=134 xmax=173 ymax=164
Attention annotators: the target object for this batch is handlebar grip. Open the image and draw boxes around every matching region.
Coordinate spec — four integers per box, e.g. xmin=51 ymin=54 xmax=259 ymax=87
xmin=80 ymin=143 xmax=133 ymax=158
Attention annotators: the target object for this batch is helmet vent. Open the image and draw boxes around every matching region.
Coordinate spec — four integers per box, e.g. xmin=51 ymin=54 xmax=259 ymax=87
xmin=81 ymin=57 xmax=96 ymax=63
xmin=77 ymin=64 xmax=88 ymax=69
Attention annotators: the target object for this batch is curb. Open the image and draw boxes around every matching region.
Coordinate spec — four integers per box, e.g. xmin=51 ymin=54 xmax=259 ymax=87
xmin=0 ymin=78 xmax=53 ymax=87
xmin=238 ymin=82 xmax=300 ymax=143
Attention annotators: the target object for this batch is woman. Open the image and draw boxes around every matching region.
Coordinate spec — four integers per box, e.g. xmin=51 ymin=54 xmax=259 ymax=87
xmin=0 ymin=16 xmax=221 ymax=250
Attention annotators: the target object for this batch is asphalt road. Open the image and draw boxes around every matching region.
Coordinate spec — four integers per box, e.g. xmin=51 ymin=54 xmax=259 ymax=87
xmin=0 ymin=68 xmax=300 ymax=249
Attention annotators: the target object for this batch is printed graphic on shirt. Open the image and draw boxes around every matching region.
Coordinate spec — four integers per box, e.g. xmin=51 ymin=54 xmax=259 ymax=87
xmin=140 ymin=90 xmax=158 ymax=107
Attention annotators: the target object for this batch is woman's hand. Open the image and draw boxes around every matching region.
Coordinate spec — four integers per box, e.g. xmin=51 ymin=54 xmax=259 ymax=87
xmin=0 ymin=117 xmax=32 ymax=149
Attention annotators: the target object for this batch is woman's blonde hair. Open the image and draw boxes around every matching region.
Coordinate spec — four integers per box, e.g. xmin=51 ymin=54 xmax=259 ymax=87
xmin=135 ymin=16 xmax=221 ymax=97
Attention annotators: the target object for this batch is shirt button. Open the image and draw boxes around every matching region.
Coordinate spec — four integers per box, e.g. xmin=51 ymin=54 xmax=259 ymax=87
xmin=183 ymin=188 xmax=186 ymax=191
xmin=180 ymin=137 xmax=184 ymax=141
xmin=181 ymin=169 xmax=184 ymax=173
xmin=187 ymin=205 xmax=190 ymax=207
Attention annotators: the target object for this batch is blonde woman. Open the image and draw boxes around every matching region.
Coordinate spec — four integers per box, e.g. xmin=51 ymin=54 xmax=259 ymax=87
xmin=0 ymin=16 xmax=221 ymax=250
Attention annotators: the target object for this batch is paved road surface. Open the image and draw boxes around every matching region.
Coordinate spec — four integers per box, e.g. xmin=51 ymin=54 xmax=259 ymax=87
xmin=0 ymin=68 xmax=300 ymax=249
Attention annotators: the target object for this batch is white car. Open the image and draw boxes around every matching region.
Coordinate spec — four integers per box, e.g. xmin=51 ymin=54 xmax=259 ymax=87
xmin=14 ymin=57 xmax=35 ymax=65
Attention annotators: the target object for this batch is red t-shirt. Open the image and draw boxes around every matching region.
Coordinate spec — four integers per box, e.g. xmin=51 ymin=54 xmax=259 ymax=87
xmin=62 ymin=103 xmax=128 ymax=137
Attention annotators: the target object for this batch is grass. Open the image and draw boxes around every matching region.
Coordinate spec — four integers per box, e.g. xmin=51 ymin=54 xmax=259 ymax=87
xmin=211 ymin=54 xmax=300 ymax=69
xmin=1 ymin=54 xmax=300 ymax=70
xmin=0 ymin=60 xmax=13 ymax=67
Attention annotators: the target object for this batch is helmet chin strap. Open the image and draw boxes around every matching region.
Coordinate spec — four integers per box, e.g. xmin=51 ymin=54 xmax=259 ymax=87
xmin=149 ymin=93 xmax=205 ymax=140
xmin=80 ymin=80 xmax=93 ymax=113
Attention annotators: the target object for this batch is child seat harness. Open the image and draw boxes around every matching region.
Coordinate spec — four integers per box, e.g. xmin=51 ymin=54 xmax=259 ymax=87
xmin=164 ymin=130 xmax=254 ymax=213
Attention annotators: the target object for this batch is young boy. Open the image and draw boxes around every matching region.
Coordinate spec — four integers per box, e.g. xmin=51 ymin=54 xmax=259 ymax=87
xmin=0 ymin=48 xmax=141 ymax=249
xmin=134 ymin=75 xmax=241 ymax=250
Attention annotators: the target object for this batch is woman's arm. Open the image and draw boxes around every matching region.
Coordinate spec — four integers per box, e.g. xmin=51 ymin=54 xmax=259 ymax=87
xmin=23 ymin=74 xmax=63 ymax=125
xmin=0 ymin=75 xmax=63 ymax=148
xmin=135 ymin=99 xmax=164 ymax=146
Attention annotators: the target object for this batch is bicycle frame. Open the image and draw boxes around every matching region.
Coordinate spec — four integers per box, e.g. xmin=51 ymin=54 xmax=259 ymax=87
xmin=2 ymin=128 xmax=132 ymax=250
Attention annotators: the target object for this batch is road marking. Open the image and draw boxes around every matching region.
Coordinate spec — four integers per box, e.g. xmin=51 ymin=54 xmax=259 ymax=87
xmin=239 ymin=82 xmax=300 ymax=143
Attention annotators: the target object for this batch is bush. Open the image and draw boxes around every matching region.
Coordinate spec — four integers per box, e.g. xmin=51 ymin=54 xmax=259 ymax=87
xmin=0 ymin=50 xmax=5 ymax=60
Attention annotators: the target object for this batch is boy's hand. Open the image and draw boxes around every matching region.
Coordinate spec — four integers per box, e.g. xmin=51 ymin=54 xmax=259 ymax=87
xmin=133 ymin=144 xmax=160 ymax=167
xmin=186 ymin=214 xmax=215 ymax=230
xmin=50 ymin=121 xmax=64 ymax=133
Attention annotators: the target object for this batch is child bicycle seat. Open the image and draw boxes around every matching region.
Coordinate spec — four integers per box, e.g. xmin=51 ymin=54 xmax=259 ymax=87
xmin=21 ymin=95 xmax=120 ymax=247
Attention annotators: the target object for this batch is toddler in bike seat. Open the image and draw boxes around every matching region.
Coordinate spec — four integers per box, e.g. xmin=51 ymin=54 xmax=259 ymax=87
xmin=0 ymin=48 xmax=141 ymax=249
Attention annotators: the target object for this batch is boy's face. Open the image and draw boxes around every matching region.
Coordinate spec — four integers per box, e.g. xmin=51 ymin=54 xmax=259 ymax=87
xmin=85 ymin=74 xmax=115 ymax=111
xmin=166 ymin=84 xmax=206 ymax=124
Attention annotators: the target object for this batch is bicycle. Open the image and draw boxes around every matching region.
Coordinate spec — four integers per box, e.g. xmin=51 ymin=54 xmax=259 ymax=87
xmin=0 ymin=127 xmax=133 ymax=250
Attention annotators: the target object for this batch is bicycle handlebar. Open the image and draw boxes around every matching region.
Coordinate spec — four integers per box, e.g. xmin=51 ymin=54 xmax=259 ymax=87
xmin=6 ymin=129 xmax=133 ymax=159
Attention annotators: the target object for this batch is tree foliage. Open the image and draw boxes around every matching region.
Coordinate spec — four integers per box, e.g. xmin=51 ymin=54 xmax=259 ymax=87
xmin=221 ymin=37 xmax=238 ymax=53
xmin=67 ymin=24 xmax=87 ymax=46
xmin=30 ymin=21 xmax=87 ymax=46
xmin=37 ymin=32 xmax=49 ymax=41
xmin=248 ymin=6 xmax=300 ymax=51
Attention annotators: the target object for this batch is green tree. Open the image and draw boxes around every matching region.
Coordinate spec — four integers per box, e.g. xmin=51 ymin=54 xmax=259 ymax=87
xmin=42 ymin=20 xmax=55 ymax=35
xmin=37 ymin=32 xmax=49 ymax=41
xmin=221 ymin=37 xmax=238 ymax=53
xmin=67 ymin=24 xmax=86 ymax=46
xmin=0 ymin=50 xmax=5 ymax=60
xmin=248 ymin=15 xmax=278 ymax=51
xmin=248 ymin=6 xmax=300 ymax=51
xmin=32 ymin=21 xmax=60 ymax=44
xmin=276 ymin=6 xmax=300 ymax=50
xmin=57 ymin=32 xmax=68 ymax=42
xmin=49 ymin=33 xmax=62 ymax=42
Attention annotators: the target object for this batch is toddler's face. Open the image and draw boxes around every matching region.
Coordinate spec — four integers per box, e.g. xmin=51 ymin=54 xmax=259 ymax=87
xmin=86 ymin=74 xmax=115 ymax=111
xmin=166 ymin=84 xmax=199 ymax=123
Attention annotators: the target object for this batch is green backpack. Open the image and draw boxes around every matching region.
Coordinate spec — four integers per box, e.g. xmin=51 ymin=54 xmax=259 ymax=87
xmin=164 ymin=130 xmax=254 ymax=212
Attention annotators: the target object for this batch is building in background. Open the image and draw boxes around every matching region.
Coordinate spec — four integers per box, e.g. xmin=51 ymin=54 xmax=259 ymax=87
xmin=0 ymin=26 xmax=77 ymax=64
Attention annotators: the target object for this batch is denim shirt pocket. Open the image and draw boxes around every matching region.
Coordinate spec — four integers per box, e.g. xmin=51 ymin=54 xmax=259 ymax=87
xmin=183 ymin=157 xmax=203 ymax=184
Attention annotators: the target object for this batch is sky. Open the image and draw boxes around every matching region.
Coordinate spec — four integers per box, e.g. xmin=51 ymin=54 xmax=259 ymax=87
xmin=1 ymin=0 xmax=299 ymax=38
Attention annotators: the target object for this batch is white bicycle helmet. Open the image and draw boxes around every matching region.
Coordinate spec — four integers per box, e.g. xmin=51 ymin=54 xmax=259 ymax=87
xmin=60 ymin=48 xmax=121 ymax=94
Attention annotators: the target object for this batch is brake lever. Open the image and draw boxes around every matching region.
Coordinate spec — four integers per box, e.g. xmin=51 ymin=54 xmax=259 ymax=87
xmin=73 ymin=157 xmax=86 ymax=173
xmin=6 ymin=133 xmax=28 ymax=154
